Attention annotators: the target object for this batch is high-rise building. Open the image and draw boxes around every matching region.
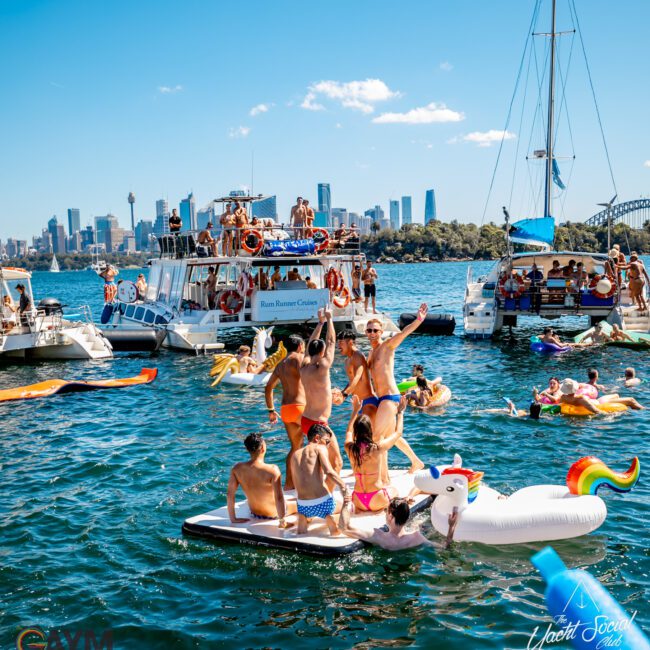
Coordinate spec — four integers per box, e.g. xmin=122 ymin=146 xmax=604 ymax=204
xmin=401 ymin=196 xmax=412 ymax=225
xmin=67 ymin=208 xmax=80 ymax=234
xmin=48 ymin=215 xmax=66 ymax=254
xmin=252 ymin=196 xmax=277 ymax=221
xmin=331 ymin=208 xmax=348 ymax=227
xmin=389 ymin=200 xmax=400 ymax=230
xmin=67 ymin=232 xmax=82 ymax=252
xmin=424 ymin=189 xmax=437 ymax=223
xmin=180 ymin=192 xmax=197 ymax=231
xmin=364 ymin=205 xmax=385 ymax=226
xmin=196 ymin=203 xmax=216 ymax=230
xmin=314 ymin=211 xmax=328 ymax=227
xmin=81 ymin=226 xmax=95 ymax=249
xmin=318 ymin=183 xmax=331 ymax=226
xmin=135 ymin=220 xmax=154 ymax=251
xmin=154 ymin=199 xmax=170 ymax=237
xmin=95 ymin=214 xmax=119 ymax=248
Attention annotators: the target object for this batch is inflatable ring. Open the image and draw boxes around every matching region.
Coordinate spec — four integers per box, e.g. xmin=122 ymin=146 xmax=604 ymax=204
xmin=237 ymin=271 xmax=254 ymax=297
xmin=499 ymin=274 xmax=525 ymax=299
xmin=589 ymin=274 xmax=616 ymax=299
xmin=326 ymin=267 xmax=342 ymax=292
xmin=312 ymin=227 xmax=330 ymax=253
xmin=241 ymin=229 xmax=264 ymax=255
xmin=576 ymin=384 xmax=598 ymax=399
xmin=530 ymin=336 xmax=571 ymax=353
xmin=219 ymin=290 xmax=244 ymax=314
xmin=332 ymin=286 xmax=351 ymax=309
xmin=560 ymin=402 xmax=627 ymax=416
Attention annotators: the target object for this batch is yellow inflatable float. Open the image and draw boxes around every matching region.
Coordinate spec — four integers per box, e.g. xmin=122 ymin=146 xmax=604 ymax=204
xmin=560 ymin=402 xmax=628 ymax=416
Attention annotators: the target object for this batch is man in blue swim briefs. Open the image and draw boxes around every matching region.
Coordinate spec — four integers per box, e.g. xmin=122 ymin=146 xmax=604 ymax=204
xmin=333 ymin=331 xmax=378 ymax=421
xmin=290 ymin=424 xmax=350 ymax=536
xmin=366 ymin=304 xmax=428 ymax=476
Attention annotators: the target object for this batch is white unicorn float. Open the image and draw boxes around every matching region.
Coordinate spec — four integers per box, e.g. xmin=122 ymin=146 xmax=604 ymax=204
xmin=209 ymin=327 xmax=286 ymax=388
xmin=414 ymin=453 xmax=640 ymax=545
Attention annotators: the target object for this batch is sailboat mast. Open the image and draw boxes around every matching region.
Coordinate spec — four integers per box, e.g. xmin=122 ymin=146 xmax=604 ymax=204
xmin=544 ymin=0 xmax=557 ymax=219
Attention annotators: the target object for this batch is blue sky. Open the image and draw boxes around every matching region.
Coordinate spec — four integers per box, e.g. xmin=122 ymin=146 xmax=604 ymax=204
xmin=1 ymin=0 xmax=649 ymax=239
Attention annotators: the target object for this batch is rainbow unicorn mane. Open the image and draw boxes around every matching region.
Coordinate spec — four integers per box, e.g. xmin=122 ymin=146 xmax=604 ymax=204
xmin=566 ymin=456 xmax=640 ymax=495
xmin=443 ymin=467 xmax=484 ymax=503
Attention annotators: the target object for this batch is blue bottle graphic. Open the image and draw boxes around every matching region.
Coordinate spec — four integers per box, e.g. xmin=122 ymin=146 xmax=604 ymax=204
xmin=531 ymin=546 xmax=649 ymax=649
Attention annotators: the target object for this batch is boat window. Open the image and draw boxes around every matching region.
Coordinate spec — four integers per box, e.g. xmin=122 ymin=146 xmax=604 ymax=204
xmin=143 ymin=310 xmax=155 ymax=324
xmin=157 ymin=268 xmax=174 ymax=304
xmin=169 ymin=266 xmax=186 ymax=307
xmin=134 ymin=306 xmax=145 ymax=320
xmin=154 ymin=314 xmax=167 ymax=325
xmin=146 ymin=265 xmax=161 ymax=301
xmin=125 ymin=305 xmax=135 ymax=317
xmin=217 ymin=265 xmax=229 ymax=285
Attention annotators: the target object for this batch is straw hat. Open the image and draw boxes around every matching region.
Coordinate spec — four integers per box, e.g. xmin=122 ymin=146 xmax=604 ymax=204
xmin=560 ymin=378 xmax=579 ymax=395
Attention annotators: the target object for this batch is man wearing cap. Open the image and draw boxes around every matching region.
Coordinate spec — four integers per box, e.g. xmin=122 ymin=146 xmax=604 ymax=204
xmin=15 ymin=284 xmax=32 ymax=325
xmin=198 ymin=222 xmax=217 ymax=256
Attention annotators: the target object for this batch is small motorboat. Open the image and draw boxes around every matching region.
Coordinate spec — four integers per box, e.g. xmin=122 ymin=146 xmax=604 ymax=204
xmin=399 ymin=312 xmax=456 ymax=335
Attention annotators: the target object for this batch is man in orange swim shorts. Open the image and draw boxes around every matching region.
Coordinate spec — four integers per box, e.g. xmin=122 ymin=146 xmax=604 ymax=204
xmin=265 ymin=334 xmax=306 ymax=490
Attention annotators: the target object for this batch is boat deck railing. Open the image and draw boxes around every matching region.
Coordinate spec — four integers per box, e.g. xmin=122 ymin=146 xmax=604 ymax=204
xmin=152 ymin=225 xmax=361 ymax=260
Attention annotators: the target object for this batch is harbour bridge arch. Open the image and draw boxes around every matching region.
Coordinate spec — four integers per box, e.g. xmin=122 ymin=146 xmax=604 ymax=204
xmin=585 ymin=199 xmax=650 ymax=229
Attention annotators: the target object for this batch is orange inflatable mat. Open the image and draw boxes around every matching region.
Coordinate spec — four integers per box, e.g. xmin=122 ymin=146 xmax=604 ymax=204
xmin=0 ymin=368 xmax=157 ymax=402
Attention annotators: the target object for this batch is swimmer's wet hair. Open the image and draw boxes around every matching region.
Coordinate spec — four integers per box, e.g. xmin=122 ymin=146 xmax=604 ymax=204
xmin=588 ymin=368 xmax=598 ymax=380
xmin=244 ymin=433 xmax=263 ymax=454
xmin=413 ymin=364 xmax=424 ymax=374
xmin=307 ymin=423 xmax=331 ymax=442
xmin=625 ymin=367 xmax=635 ymax=378
xmin=337 ymin=330 xmax=356 ymax=341
xmin=308 ymin=338 xmax=326 ymax=356
xmin=416 ymin=376 xmax=428 ymax=390
xmin=529 ymin=402 xmax=541 ymax=420
xmin=285 ymin=334 xmax=304 ymax=353
xmin=388 ymin=497 xmax=410 ymax=526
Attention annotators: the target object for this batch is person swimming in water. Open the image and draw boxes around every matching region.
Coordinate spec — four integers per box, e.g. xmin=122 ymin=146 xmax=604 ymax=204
xmin=621 ymin=367 xmax=642 ymax=387
xmin=581 ymin=322 xmax=611 ymax=345
xmin=479 ymin=398 xmax=541 ymax=419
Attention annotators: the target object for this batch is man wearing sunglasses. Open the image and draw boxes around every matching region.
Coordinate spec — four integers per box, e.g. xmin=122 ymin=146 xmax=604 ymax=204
xmin=366 ymin=304 xmax=428 ymax=475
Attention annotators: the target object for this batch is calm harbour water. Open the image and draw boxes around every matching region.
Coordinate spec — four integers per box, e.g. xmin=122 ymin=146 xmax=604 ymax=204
xmin=1 ymin=261 xmax=649 ymax=649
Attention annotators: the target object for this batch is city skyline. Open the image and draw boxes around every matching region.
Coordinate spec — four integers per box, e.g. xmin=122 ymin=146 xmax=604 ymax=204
xmin=2 ymin=1 xmax=648 ymax=241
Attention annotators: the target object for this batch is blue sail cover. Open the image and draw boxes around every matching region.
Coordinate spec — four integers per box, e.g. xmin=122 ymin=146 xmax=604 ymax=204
xmin=509 ymin=216 xmax=555 ymax=249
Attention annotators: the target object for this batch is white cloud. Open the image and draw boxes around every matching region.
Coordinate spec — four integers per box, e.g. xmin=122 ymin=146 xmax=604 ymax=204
xmin=249 ymin=103 xmax=273 ymax=117
xmin=372 ymin=102 xmax=464 ymax=124
xmin=439 ymin=62 xmax=453 ymax=72
xmin=644 ymin=160 xmax=650 ymax=168
xmin=335 ymin=122 xmax=342 ymax=129
xmin=228 ymin=126 xmax=251 ymax=138
xmin=50 ymin=81 xmax=65 ymax=89
xmin=158 ymin=85 xmax=183 ymax=94
xmin=460 ymin=129 xmax=516 ymax=147
xmin=301 ymin=78 xmax=399 ymax=114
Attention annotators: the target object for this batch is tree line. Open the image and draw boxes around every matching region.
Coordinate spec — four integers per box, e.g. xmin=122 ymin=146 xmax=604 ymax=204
xmin=1 ymin=252 xmax=150 ymax=272
xmin=362 ymin=220 xmax=650 ymax=262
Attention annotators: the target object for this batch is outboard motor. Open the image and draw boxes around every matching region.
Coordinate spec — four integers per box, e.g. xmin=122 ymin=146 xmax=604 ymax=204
xmin=37 ymin=297 xmax=64 ymax=316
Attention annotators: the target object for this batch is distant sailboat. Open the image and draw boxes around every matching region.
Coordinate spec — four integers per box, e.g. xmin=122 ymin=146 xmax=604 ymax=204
xmin=50 ymin=255 xmax=60 ymax=273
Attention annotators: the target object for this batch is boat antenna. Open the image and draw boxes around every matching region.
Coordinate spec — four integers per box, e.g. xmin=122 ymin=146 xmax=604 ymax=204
xmin=597 ymin=194 xmax=617 ymax=252
xmin=502 ymin=206 xmax=512 ymax=258
xmin=544 ymin=0 xmax=557 ymax=220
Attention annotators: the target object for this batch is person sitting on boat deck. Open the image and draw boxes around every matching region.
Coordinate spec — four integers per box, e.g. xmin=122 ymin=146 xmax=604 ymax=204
xmin=351 ymin=264 xmax=362 ymax=303
xmin=305 ymin=276 xmax=317 ymax=289
xmin=333 ymin=331 xmax=378 ymax=420
xmin=227 ymin=433 xmax=295 ymax=526
xmin=99 ymin=265 xmax=119 ymax=303
xmin=135 ymin=274 xmax=147 ymax=297
xmin=2 ymin=295 xmax=17 ymax=331
xmin=169 ymin=208 xmax=182 ymax=234
xmin=581 ymin=321 xmax=611 ymax=345
xmin=559 ymin=378 xmax=643 ymax=414
xmin=290 ymin=197 xmax=306 ymax=239
xmin=300 ymin=308 xmax=343 ymax=486
xmin=621 ymin=367 xmax=642 ymax=388
xmin=233 ymin=201 xmax=249 ymax=254
xmin=533 ymin=376 xmax=562 ymax=404
xmin=303 ymin=199 xmax=315 ymax=237
xmin=287 ymin=267 xmax=302 ymax=281
xmin=573 ymin=261 xmax=588 ymax=289
xmin=266 ymin=334 xmax=307 ymax=490
xmin=197 ymin=221 xmax=218 ymax=257
xmin=344 ymin=223 xmax=360 ymax=251
xmin=270 ymin=265 xmax=282 ymax=289
xmin=331 ymin=223 xmax=349 ymax=251
xmin=236 ymin=345 xmax=267 ymax=375
xmin=220 ymin=203 xmax=235 ymax=257
xmin=340 ymin=496 xmax=434 ymax=550
xmin=562 ymin=259 xmax=576 ymax=279
xmin=610 ymin=323 xmax=635 ymax=343
xmin=204 ymin=266 xmax=217 ymax=310
xmin=547 ymin=260 xmax=563 ymax=278
xmin=290 ymin=423 xmax=350 ymax=536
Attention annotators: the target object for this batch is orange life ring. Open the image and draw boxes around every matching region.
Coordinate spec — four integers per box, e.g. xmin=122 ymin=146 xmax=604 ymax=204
xmin=312 ymin=228 xmax=330 ymax=252
xmin=237 ymin=271 xmax=254 ymax=296
xmin=332 ymin=286 xmax=351 ymax=309
xmin=499 ymin=275 xmax=525 ymax=299
xmin=326 ymin=267 xmax=342 ymax=292
xmin=589 ymin=274 xmax=617 ymax=299
xmin=241 ymin=229 xmax=264 ymax=255
xmin=219 ymin=290 xmax=244 ymax=314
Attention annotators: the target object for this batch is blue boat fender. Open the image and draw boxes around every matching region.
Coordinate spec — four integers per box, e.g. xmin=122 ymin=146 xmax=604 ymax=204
xmin=100 ymin=303 xmax=114 ymax=324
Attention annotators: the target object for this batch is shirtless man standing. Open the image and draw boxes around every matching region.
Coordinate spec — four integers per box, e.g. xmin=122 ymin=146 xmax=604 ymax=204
xmin=265 ymin=335 xmax=306 ymax=489
xmin=366 ymin=305 xmax=427 ymax=473
xmin=205 ymin=266 xmax=217 ymax=310
xmin=333 ymin=331 xmax=378 ymax=420
xmin=362 ymin=260 xmax=378 ymax=314
xmin=233 ymin=201 xmax=249 ymax=254
xmin=290 ymin=423 xmax=350 ymax=535
xmin=290 ymin=197 xmax=306 ymax=238
xmin=351 ymin=264 xmax=362 ymax=303
xmin=300 ymin=308 xmax=343 ymax=483
xmin=220 ymin=203 xmax=234 ymax=256
xmin=227 ymin=433 xmax=295 ymax=526
xmin=303 ymin=199 xmax=315 ymax=237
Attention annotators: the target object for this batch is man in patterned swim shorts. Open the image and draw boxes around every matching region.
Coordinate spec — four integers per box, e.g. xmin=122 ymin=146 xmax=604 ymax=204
xmin=290 ymin=423 xmax=350 ymax=535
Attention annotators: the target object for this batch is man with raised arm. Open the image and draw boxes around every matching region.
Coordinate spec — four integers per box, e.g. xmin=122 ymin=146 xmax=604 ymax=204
xmin=366 ymin=304 xmax=427 ymax=473
xmin=333 ymin=331 xmax=378 ymax=421
xmin=300 ymin=307 xmax=343 ymax=484
xmin=265 ymin=334 xmax=307 ymax=490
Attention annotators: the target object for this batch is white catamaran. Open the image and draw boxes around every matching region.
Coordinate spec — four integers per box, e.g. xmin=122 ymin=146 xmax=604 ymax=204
xmin=103 ymin=196 xmax=399 ymax=353
xmin=463 ymin=0 xmax=646 ymax=338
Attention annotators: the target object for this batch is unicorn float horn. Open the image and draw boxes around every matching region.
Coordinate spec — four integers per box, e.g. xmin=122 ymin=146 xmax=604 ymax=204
xmin=566 ymin=457 xmax=640 ymax=495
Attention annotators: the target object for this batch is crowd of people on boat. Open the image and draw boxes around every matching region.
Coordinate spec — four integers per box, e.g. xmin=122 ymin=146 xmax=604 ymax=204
xmin=225 ymin=304 xmax=434 ymax=547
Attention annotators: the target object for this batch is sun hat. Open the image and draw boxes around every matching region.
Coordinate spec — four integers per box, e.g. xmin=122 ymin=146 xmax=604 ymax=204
xmin=560 ymin=378 xmax=579 ymax=395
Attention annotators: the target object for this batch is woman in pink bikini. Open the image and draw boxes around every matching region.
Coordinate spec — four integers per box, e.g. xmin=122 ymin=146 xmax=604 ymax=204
xmin=343 ymin=395 xmax=406 ymax=512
